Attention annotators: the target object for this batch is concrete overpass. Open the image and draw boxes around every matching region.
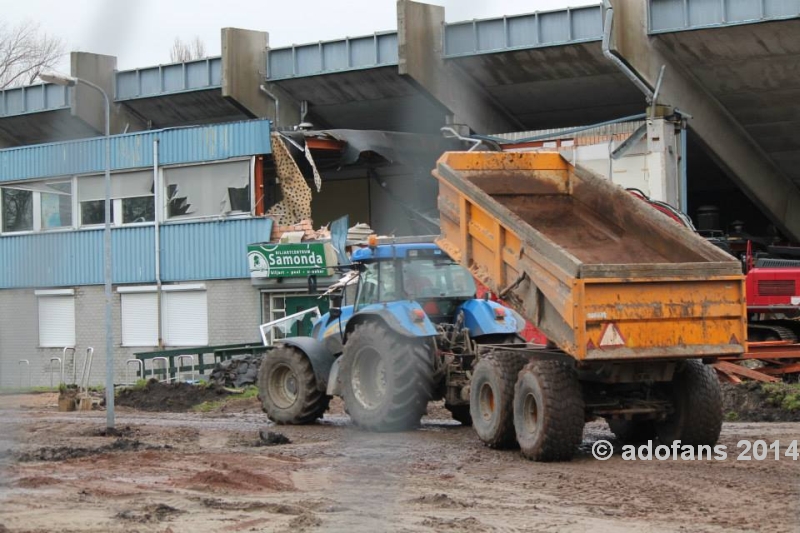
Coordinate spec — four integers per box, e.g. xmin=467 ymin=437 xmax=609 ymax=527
xmin=0 ymin=28 xmax=270 ymax=146
xmin=610 ymin=0 xmax=800 ymax=240
xmin=0 ymin=0 xmax=799 ymax=240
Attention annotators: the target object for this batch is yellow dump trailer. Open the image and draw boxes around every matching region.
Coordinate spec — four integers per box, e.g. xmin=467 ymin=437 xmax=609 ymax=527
xmin=432 ymin=151 xmax=747 ymax=461
xmin=434 ymin=151 xmax=746 ymax=361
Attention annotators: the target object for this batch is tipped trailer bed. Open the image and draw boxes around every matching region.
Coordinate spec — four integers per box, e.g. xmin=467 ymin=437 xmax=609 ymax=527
xmin=432 ymin=151 xmax=747 ymax=461
xmin=433 ymin=151 xmax=746 ymax=362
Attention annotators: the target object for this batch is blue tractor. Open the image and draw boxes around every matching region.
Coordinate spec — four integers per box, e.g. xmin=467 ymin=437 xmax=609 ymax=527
xmin=256 ymin=242 xmax=525 ymax=431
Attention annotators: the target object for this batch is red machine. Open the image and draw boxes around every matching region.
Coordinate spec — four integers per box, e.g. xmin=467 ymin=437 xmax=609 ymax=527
xmin=629 ymin=189 xmax=800 ymax=381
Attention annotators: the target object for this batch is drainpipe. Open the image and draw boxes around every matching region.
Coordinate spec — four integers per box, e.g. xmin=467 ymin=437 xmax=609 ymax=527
xmin=680 ymin=117 xmax=688 ymax=213
xmin=602 ymin=0 xmax=654 ymax=103
xmin=153 ymin=138 xmax=163 ymax=348
xmin=259 ymin=85 xmax=279 ymax=130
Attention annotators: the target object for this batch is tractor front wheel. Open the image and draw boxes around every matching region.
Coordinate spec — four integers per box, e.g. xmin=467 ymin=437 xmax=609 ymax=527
xmin=257 ymin=345 xmax=330 ymax=424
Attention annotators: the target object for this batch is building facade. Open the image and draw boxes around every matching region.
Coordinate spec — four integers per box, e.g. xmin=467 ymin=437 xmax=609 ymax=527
xmin=0 ymin=120 xmax=276 ymax=387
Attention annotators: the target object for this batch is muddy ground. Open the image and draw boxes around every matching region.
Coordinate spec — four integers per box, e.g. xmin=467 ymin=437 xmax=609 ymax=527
xmin=0 ymin=392 xmax=798 ymax=533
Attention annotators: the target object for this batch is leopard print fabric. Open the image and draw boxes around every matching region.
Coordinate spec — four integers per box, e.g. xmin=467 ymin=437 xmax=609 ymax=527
xmin=266 ymin=133 xmax=313 ymax=225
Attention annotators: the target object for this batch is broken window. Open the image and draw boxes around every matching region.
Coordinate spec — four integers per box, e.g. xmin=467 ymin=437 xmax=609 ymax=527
xmin=78 ymin=170 xmax=154 ymax=226
xmin=163 ymin=160 xmax=251 ymax=220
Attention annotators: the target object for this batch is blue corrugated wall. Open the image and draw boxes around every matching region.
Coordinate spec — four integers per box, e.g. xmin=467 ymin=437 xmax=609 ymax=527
xmin=0 ymin=218 xmax=272 ymax=288
xmin=0 ymin=119 xmax=271 ymax=182
xmin=160 ymin=218 xmax=273 ymax=282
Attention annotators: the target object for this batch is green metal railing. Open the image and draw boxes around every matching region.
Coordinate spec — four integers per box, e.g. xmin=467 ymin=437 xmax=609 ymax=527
xmin=134 ymin=342 xmax=268 ymax=381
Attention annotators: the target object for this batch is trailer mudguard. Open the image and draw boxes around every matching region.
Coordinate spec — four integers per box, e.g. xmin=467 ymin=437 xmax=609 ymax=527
xmin=344 ymin=301 xmax=438 ymax=339
xmin=459 ymin=299 xmax=521 ymax=337
xmin=275 ymin=336 xmax=336 ymax=392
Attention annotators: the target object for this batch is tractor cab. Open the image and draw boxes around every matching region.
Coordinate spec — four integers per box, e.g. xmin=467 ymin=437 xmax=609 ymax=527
xmin=351 ymin=243 xmax=477 ymax=323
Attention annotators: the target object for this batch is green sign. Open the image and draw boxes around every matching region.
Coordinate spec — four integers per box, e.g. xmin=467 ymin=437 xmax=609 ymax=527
xmin=248 ymin=243 xmax=334 ymax=278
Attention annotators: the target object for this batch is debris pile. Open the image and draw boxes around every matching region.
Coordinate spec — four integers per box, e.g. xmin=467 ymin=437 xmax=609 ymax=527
xmin=209 ymin=355 xmax=264 ymax=388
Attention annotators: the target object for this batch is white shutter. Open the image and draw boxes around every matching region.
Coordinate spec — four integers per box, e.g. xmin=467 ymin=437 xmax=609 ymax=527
xmin=121 ymin=293 xmax=158 ymax=347
xmin=162 ymin=290 xmax=208 ymax=346
xmin=38 ymin=295 xmax=76 ymax=347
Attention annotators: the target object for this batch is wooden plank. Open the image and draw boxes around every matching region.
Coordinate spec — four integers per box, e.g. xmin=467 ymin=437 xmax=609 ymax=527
xmin=760 ymin=363 xmax=800 ymax=375
xmin=714 ymin=366 xmax=742 ymax=384
xmin=713 ymin=361 xmax=780 ymax=382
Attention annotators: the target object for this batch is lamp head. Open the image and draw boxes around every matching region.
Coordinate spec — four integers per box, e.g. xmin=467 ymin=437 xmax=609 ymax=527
xmin=39 ymin=72 xmax=77 ymax=87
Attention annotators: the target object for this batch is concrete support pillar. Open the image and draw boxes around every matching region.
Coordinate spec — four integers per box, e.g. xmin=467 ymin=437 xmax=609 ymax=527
xmin=70 ymin=52 xmax=146 ymax=135
xmin=397 ymin=0 xmax=520 ymax=134
xmin=609 ymin=0 xmax=800 ymax=241
xmin=222 ymin=28 xmax=300 ymax=129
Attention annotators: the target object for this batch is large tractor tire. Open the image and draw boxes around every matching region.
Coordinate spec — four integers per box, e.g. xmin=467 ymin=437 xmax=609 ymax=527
xmin=257 ymin=345 xmax=330 ymax=425
xmin=607 ymin=419 xmax=657 ymax=444
xmin=469 ymin=352 xmax=527 ymax=448
xmin=513 ymin=360 xmax=585 ymax=462
xmin=445 ymin=404 xmax=472 ymax=426
xmin=340 ymin=322 xmax=434 ymax=432
xmin=656 ymin=360 xmax=723 ymax=446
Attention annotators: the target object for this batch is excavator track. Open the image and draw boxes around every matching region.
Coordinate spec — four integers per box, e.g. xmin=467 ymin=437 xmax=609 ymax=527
xmin=748 ymin=323 xmax=799 ymax=343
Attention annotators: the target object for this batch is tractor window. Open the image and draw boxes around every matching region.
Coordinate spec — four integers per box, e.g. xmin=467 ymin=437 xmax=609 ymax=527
xmin=402 ymin=259 xmax=476 ymax=299
xmin=356 ymin=261 xmax=399 ymax=307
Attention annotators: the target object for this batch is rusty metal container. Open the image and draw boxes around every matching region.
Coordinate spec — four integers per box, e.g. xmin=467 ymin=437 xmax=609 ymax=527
xmin=433 ymin=151 xmax=746 ymax=361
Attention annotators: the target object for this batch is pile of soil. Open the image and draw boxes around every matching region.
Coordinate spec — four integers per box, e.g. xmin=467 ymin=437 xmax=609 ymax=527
xmin=722 ymin=382 xmax=800 ymax=422
xmin=15 ymin=438 xmax=170 ymax=462
xmin=116 ymin=379 xmax=230 ymax=412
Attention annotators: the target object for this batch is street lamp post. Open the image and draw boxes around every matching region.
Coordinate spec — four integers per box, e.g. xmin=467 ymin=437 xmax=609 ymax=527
xmin=41 ymin=72 xmax=115 ymax=429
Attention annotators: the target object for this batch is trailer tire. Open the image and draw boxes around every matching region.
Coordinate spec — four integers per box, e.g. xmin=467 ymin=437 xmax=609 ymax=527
xmin=656 ymin=360 xmax=723 ymax=446
xmin=513 ymin=360 xmax=585 ymax=462
xmin=446 ymin=404 xmax=472 ymax=426
xmin=340 ymin=322 xmax=434 ymax=432
xmin=257 ymin=345 xmax=330 ymax=425
xmin=607 ymin=419 xmax=657 ymax=444
xmin=470 ymin=352 xmax=527 ymax=448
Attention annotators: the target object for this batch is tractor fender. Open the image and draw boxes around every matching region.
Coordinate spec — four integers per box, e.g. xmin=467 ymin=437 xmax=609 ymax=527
xmin=275 ymin=336 xmax=336 ymax=392
xmin=344 ymin=301 xmax=438 ymax=340
xmin=326 ymin=357 xmax=343 ymax=396
xmin=459 ymin=299 xmax=521 ymax=337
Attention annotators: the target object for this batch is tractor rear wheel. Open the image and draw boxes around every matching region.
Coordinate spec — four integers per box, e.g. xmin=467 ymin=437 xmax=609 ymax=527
xmin=656 ymin=360 xmax=723 ymax=446
xmin=341 ymin=322 xmax=434 ymax=431
xmin=469 ymin=352 xmax=527 ymax=448
xmin=513 ymin=360 xmax=585 ymax=461
xmin=257 ymin=345 xmax=330 ymax=424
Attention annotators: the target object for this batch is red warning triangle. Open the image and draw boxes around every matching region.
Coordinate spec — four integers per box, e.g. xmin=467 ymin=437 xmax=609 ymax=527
xmin=599 ymin=323 xmax=625 ymax=348
xmin=587 ymin=339 xmax=597 ymax=350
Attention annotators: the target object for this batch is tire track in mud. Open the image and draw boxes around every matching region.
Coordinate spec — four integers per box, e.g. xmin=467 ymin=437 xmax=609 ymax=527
xmin=1 ymin=404 xmax=799 ymax=532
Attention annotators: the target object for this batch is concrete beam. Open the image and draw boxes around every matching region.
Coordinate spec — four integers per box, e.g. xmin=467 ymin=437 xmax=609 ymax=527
xmin=222 ymin=28 xmax=300 ymax=129
xmin=610 ymin=0 xmax=800 ymax=241
xmin=397 ymin=0 xmax=521 ymax=134
xmin=70 ymin=52 xmax=146 ymax=135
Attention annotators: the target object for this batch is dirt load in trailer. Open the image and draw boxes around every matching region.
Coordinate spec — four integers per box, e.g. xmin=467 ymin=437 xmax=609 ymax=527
xmin=433 ymin=151 xmax=747 ymax=461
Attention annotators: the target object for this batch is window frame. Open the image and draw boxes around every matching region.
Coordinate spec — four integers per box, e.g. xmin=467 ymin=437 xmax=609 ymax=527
xmin=77 ymin=170 xmax=156 ymax=229
xmin=160 ymin=157 xmax=255 ymax=223
xmin=1 ymin=177 xmax=77 ymax=235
